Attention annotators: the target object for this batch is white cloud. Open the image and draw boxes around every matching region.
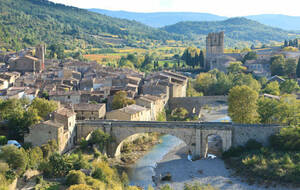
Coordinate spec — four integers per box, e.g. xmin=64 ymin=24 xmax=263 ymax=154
xmin=50 ymin=0 xmax=300 ymax=17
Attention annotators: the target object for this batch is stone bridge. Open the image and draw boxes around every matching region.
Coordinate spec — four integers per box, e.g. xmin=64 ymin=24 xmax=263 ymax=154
xmin=76 ymin=120 xmax=282 ymax=158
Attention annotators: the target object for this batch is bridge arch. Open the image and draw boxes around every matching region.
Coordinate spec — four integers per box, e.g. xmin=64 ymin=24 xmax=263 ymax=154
xmin=110 ymin=126 xmax=196 ymax=158
xmin=114 ymin=132 xmax=189 ymax=158
xmin=201 ymin=130 xmax=232 ymax=158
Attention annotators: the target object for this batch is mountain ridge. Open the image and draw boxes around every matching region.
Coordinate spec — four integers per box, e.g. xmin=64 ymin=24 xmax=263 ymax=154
xmin=89 ymin=9 xmax=300 ymax=31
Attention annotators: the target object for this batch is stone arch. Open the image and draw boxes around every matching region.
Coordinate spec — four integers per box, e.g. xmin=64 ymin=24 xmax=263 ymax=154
xmin=110 ymin=127 xmax=195 ymax=158
xmin=201 ymin=130 xmax=232 ymax=158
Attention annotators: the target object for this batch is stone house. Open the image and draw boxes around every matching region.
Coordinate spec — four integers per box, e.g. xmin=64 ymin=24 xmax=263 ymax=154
xmin=106 ymin=104 xmax=151 ymax=121
xmin=49 ymin=91 xmax=81 ymax=104
xmin=136 ymin=94 xmax=168 ymax=120
xmin=267 ymin=75 xmax=285 ymax=84
xmin=0 ymin=78 xmax=8 ymax=90
xmin=52 ymin=107 xmax=77 ymax=151
xmin=244 ymin=59 xmax=271 ymax=77
xmin=0 ymin=72 xmax=20 ymax=86
xmin=24 ymin=120 xmax=69 ymax=153
xmin=9 ymin=55 xmax=44 ymax=73
xmin=74 ymin=103 xmax=106 ymax=120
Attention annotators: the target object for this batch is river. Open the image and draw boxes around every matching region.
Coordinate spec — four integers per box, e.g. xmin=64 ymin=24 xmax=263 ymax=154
xmin=127 ymin=115 xmax=231 ymax=189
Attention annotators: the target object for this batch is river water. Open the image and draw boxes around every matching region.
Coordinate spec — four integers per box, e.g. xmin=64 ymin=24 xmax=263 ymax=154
xmin=127 ymin=116 xmax=231 ymax=189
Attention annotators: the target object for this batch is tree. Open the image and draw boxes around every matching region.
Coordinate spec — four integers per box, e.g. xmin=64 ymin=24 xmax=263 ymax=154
xmin=199 ymin=50 xmax=205 ymax=68
xmin=68 ymin=184 xmax=92 ymax=190
xmin=262 ymin=81 xmax=280 ymax=95
xmin=270 ymin=55 xmax=285 ymax=76
xmin=194 ymin=73 xmax=217 ymax=95
xmin=170 ymin=107 xmax=189 ymax=121
xmin=30 ymin=98 xmax=58 ymax=119
xmin=89 ymin=129 xmax=111 ymax=152
xmin=284 ymin=40 xmax=288 ymax=47
xmin=0 ymin=145 xmax=28 ymax=175
xmin=280 ymin=79 xmax=300 ymax=94
xmin=275 ymin=95 xmax=300 ymax=125
xmin=243 ymin=51 xmax=257 ymax=62
xmin=284 ymin=58 xmax=297 ymax=78
xmin=66 ymin=170 xmax=86 ymax=186
xmin=257 ymin=97 xmax=280 ymax=124
xmin=227 ymin=62 xmax=245 ymax=73
xmin=228 ymin=85 xmax=259 ymax=124
xmin=232 ymin=73 xmax=261 ymax=92
xmin=112 ymin=91 xmax=135 ymax=110
xmin=296 ymin=58 xmax=300 ymax=78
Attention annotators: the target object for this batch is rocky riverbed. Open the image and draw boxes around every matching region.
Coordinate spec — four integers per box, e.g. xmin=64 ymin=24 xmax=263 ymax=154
xmin=154 ymin=143 xmax=297 ymax=190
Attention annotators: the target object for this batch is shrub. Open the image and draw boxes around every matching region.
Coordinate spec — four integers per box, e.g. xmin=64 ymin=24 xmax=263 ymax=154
xmin=222 ymin=146 xmax=244 ymax=159
xmin=245 ymin=139 xmax=262 ymax=150
xmin=79 ymin=138 xmax=89 ymax=151
xmin=66 ymin=170 xmax=86 ymax=186
xmin=0 ymin=136 xmax=7 ymax=145
xmin=270 ymin=126 xmax=300 ymax=151
xmin=68 ymin=184 xmax=92 ymax=190
xmin=91 ymin=168 xmax=106 ymax=182
xmin=0 ymin=145 xmax=28 ymax=175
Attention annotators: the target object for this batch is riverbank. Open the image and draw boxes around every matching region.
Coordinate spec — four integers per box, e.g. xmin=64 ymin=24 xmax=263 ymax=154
xmin=154 ymin=143 xmax=296 ymax=190
xmin=117 ymin=133 xmax=162 ymax=165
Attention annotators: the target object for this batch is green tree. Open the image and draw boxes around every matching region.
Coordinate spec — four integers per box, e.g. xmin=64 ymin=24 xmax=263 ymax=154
xmin=284 ymin=58 xmax=297 ymax=78
xmin=170 ymin=107 xmax=189 ymax=121
xmin=257 ymin=97 xmax=280 ymax=124
xmin=28 ymin=146 xmax=43 ymax=169
xmin=29 ymin=98 xmax=58 ymax=119
xmin=243 ymin=51 xmax=257 ymax=62
xmin=0 ymin=145 xmax=28 ymax=175
xmin=112 ymin=91 xmax=135 ymax=110
xmin=275 ymin=95 xmax=300 ymax=125
xmin=199 ymin=50 xmax=205 ymax=68
xmin=270 ymin=55 xmax=285 ymax=76
xmin=227 ymin=62 xmax=245 ymax=73
xmin=296 ymin=58 xmax=300 ymax=78
xmin=280 ymin=79 xmax=300 ymax=94
xmin=228 ymin=85 xmax=259 ymax=124
xmin=89 ymin=129 xmax=111 ymax=152
xmin=66 ymin=170 xmax=86 ymax=186
xmin=262 ymin=81 xmax=280 ymax=95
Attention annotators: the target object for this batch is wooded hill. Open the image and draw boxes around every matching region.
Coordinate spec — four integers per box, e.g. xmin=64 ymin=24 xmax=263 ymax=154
xmin=0 ymin=0 xmax=182 ymax=51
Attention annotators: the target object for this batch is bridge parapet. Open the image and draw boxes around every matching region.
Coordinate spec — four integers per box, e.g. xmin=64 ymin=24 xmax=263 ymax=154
xmin=76 ymin=120 xmax=283 ymax=158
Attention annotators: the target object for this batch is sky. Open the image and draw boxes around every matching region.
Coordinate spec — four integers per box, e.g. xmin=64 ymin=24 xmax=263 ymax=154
xmin=49 ymin=0 xmax=300 ymax=17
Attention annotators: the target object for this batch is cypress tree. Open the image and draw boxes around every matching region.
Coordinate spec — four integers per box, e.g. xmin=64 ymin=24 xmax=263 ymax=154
xmin=199 ymin=50 xmax=205 ymax=68
xmin=296 ymin=58 xmax=300 ymax=78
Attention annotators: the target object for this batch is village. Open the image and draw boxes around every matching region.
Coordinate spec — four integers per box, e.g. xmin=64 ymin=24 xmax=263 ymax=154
xmin=0 ymin=31 xmax=300 ymax=190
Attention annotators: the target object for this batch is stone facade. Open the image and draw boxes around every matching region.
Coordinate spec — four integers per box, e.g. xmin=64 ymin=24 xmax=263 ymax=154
xmin=106 ymin=104 xmax=151 ymax=121
xmin=206 ymin=32 xmax=224 ymax=57
xmin=168 ymin=96 xmax=228 ymax=117
xmin=136 ymin=94 xmax=168 ymax=120
xmin=74 ymin=103 xmax=106 ymax=120
xmin=53 ymin=107 xmax=76 ymax=151
xmin=205 ymin=32 xmax=242 ymax=72
xmin=25 ymin=120 xmax=68 ymax=153
xmin=76 ymin=120 xmax=283 ymax=158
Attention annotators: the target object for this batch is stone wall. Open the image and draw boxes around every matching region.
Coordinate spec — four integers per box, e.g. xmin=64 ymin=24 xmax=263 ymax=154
xmin=77 ymin=120 xmax=283 ymax=158
xmin=168 ymin=96 xmax=228 ymax=116
xmin=231 ymin=124 xmax=282 ymax=147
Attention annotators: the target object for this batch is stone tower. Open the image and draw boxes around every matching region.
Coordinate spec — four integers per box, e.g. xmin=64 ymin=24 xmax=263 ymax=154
xmin=35 ymin=44 xmax=46 ymax=70
xmin=206 ymin=32 xmax=224 ymax=57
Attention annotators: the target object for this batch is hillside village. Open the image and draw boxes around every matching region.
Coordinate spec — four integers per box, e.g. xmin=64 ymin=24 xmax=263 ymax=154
xmin=0 ymin=1 xmax=300 ymax=189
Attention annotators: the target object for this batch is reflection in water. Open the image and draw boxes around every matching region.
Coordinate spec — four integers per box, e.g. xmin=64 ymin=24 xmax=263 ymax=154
xmin=127 ymin=135 xmax=183 ymax=188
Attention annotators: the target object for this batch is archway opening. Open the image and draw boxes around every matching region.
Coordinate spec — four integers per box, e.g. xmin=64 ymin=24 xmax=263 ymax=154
xmin=115 ymin=133 xmax=188 ymax=163
xmin=205 ymin=134 xmax=223 ymax=158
